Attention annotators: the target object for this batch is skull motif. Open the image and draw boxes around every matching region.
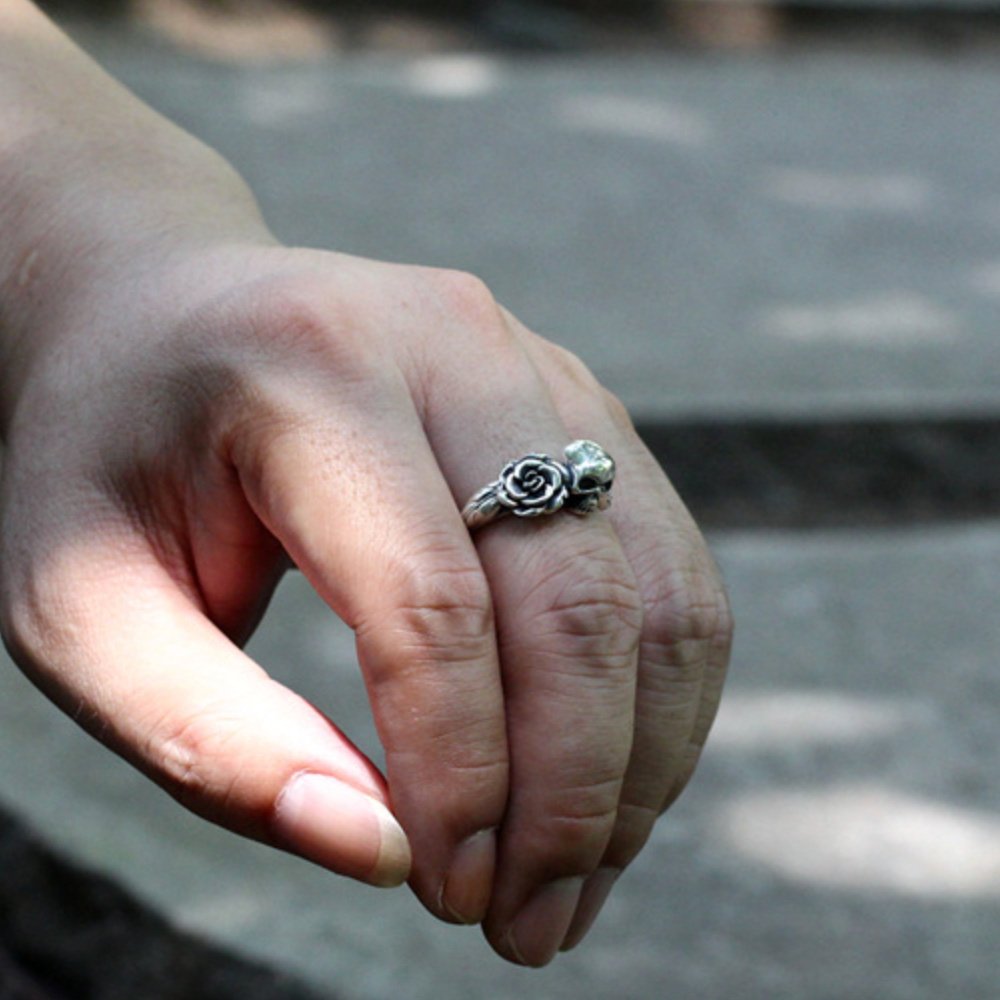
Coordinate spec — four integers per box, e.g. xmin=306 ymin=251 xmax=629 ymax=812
xmin=564 ymin=439 xmax=616 ymax=514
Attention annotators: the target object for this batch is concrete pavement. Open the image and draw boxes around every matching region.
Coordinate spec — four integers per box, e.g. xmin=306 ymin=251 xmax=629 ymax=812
xmin=66 ymin=23 xmax=1000 ymax=420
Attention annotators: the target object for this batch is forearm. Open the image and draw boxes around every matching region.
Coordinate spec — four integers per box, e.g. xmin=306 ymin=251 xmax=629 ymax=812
xmin=0 ymin=0 xmax=270 ymax=426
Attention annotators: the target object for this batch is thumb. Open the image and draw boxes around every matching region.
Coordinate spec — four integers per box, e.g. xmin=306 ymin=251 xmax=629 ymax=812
xmin=1 ymin=516 xmax=411 ymax=888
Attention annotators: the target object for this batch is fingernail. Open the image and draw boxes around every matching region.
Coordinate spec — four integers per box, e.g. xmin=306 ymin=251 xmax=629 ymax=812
xmin=273 ymin=773 xmax=411 ymax=888
xmin=505 ymin=877 xmax=584 ymax=967
xmin=560 ymin=867 xmax=620 ymax=952
xmin=440 ymin=829 xmax=496 ymax=924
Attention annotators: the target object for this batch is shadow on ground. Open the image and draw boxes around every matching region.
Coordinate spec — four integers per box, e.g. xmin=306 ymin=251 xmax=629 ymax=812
xmin=0 ymin=809 xmax=324 ymax=1000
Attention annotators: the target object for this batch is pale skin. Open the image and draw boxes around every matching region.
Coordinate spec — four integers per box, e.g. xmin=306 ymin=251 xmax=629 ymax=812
xmin=0 ymin=0 xmax=732 ymax=968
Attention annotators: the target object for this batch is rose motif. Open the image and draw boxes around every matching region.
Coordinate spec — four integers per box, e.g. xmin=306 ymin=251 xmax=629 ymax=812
xmin=496 ymin=454 xmax=570 ymax=518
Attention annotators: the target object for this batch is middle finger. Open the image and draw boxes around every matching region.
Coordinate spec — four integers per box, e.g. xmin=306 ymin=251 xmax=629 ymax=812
xmin=410 ymin=302 xmax=642 ymax=966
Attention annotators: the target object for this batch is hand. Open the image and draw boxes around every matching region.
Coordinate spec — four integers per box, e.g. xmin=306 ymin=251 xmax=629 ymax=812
xmin=0 ymin=4 xmax=732 ymax=967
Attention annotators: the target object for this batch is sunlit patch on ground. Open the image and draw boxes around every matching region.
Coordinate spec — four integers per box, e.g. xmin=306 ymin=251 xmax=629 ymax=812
xmin=967 ymin=259 xmax=1000 ymax=298
xmin=237 ymin=73 xmax=335 ymax=126
xmin=554 ymin=93 xmax=713 ymax=146
xmin=717 ymin=784 xmax=1000 ymax=899
xmin=710 ymin=691 xmax=933 ymax=749
xmin=759 ymin=292 xmax=961 ymax=345
xmin=761 ymin=168 xmax=930 ymax=212
xmin=403 ymin=55 xmax=504 ymax=99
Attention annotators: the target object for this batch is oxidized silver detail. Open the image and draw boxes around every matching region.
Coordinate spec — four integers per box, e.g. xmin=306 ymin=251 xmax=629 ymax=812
xmin=462 ymin=440 xmax=615 ymax=530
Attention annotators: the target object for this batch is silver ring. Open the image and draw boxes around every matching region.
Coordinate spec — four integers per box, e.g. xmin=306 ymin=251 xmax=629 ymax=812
xmin=462 ymin=440 xmax=615 ymax=531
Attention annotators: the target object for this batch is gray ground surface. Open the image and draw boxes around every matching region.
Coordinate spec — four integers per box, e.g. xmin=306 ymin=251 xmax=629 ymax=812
xmin=1 ymin=19 xmax=998 ymax=1000
xmin=69 ymin=22 xmax=1000 ymax=420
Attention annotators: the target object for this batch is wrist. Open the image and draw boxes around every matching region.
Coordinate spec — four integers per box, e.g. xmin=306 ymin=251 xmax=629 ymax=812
xmin=0 ymin=4 xmax=272 ymax=435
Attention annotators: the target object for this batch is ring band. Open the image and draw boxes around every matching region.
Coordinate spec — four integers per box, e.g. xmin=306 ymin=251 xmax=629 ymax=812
xmin=462 ymin=440 xmax=615 ymax=531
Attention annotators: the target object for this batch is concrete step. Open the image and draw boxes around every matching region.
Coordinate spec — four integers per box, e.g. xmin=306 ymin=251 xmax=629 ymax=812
xmin=1 ymin=523 xmax=997 ymax=998
xmin=639 ymin=416 xmax=1000 ymax=529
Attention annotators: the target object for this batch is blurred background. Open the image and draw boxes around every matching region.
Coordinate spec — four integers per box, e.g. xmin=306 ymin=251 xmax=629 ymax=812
xmin=2 ymin=1 xmax=999 ymax=997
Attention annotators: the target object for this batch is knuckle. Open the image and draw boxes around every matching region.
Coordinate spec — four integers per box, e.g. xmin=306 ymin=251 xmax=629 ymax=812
xmin=251 ymin=277 xmax=378 ymax=379
xmin=547 ymin=812 xmax=618 ymax=863
xmin=545 ymin=342 xmax=602 ymax=391
xmin=644 ymin=562 xmax=733 ymax=663
xmin=553 ymin=776 xmax=623 ymax=826
xmin=147 ymin=702 xmax=247 ymax=812
xmin=395 ymin=750 xmax=509 ymax=828
xmin=604 ymin=801 xmax=659 ymax=869
xmin=437 ymin=753 xmax=510 ymax=788
xmin=356 ymin=543 xmax=505 ymax=782
xmin=535 ymin=341 xmax=635 ymax=432
xmin=404 ymin=269 xmax=533 ymax=412
xmin=391 ymin=715 xmax=508 ymax=783
xmin=661 ymin=752 xmax=700 ymax=812
xmin=260 ymin=279 xmax=335 ymax=343
xmin=362 ymin=553 xmax=494 ymax=681
xmin=395 ymin=562 xmax=494 ymax=653
xmin=534 ymin=779 xmax=623 ymax=865
xmin=426 ymin=268 xmax=500 ymax=327
xmin=520 ymin=546 xmax=643 ymax=664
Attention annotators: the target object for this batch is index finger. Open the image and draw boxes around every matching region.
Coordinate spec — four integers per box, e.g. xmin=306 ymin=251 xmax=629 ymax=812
xmin=232 ymin=320 xmax=509 ymax=926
